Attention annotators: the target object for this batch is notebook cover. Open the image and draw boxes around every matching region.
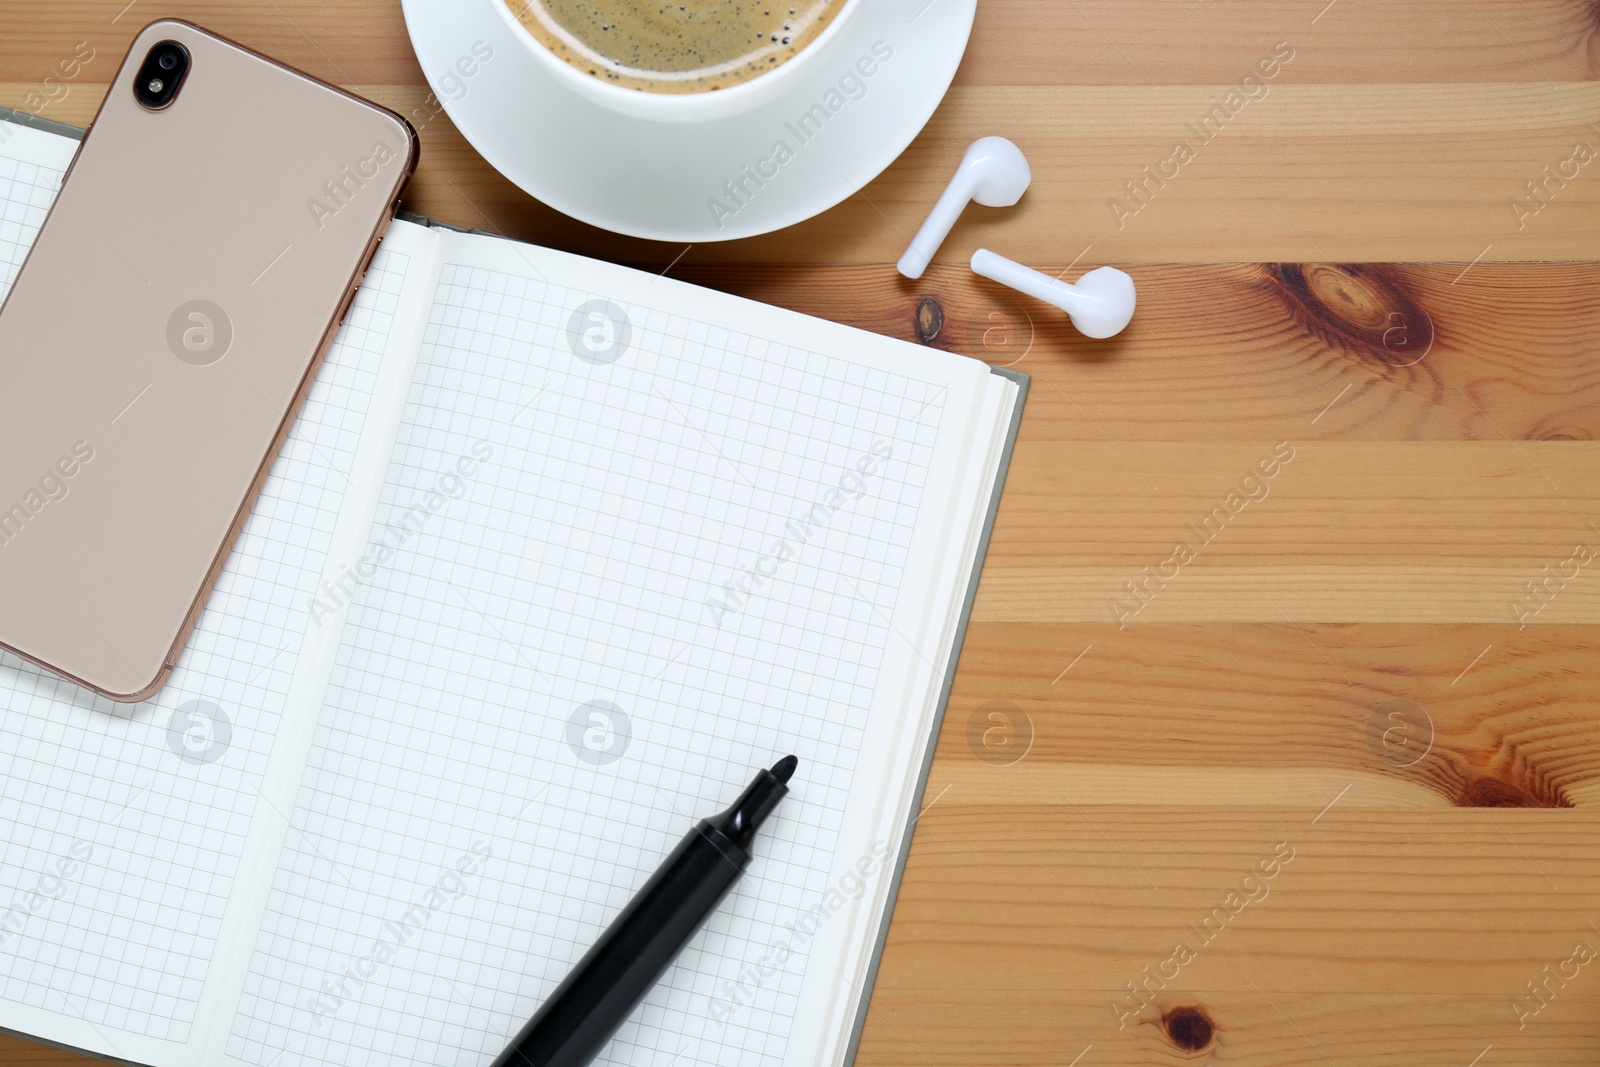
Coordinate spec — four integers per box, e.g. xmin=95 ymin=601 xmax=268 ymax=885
xmin=0 ymin=106 xmax=85 ymax=141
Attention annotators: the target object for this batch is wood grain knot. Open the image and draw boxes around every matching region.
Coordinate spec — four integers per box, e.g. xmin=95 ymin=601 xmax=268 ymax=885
xmin=1265 ymin=264 xmax=1435 ymax=371
xmin=1161 ymin=1005 xmax=1215 ymax=1051
xmin=915 ymin=296 xmax=944 ymax=345
xmin=1532 ymin=424 xmax=1594 ymax=442
xmin=1454 ymin=775 xmax=1573 ymax=809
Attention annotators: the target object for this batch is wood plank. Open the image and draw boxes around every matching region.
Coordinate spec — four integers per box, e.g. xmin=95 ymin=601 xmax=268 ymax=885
xmin=0 ymin=1039 xmax=95 ymax=1067
xmin=375 ymin=82 xmax=1600 ymax=265
xmin=878 ymin=807 xmax=1600 ymax=995
xmin=958 ymin=0 xmax=1600 ymax=85
xmin=9 ymin=80 xmax=1600 ymax=267
xmin=973 ymin=441 xmax=1600 ymax=623
xmin=940 ymin=623 xmax=1600 ymax=808
xmin=857 ymin=989 xmax=1600 ymax=1066
xmin=671 ymin=262 xmax=1600 ymax=442
xmin=0 ymin=2 xmax=411 ymax=87
xmin=824 ymin=83 xmax=1600 ymax=266
xmin=4 ymin=1 xmax=1599 ymax=87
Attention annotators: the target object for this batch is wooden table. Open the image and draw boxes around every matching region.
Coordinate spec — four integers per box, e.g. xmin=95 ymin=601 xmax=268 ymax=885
xmin=6 ymin=2 xmax=1599 ymax=1063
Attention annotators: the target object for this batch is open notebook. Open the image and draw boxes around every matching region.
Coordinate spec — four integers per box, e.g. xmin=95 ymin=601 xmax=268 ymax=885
xmin=0 ymin=112 xmax=1025 ymax=1067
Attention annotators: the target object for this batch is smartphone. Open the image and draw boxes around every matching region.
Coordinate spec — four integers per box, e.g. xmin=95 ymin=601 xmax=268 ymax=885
xmin=0 ymin=21 xmax=417 ymax=701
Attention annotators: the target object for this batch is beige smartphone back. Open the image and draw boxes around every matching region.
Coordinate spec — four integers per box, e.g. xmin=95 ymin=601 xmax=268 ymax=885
xmin=0 ymin=21 xmax=417 ymax=701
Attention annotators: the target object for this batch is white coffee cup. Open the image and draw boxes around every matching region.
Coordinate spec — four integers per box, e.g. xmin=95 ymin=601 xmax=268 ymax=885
xmin=489 ymin=0 xmax=867 ymax=122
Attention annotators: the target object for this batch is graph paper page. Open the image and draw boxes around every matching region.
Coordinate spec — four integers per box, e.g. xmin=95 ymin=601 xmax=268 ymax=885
xmin=0 ymin=119 xmax=420 ymax=1067
xmin=223 ymin=228 xmax=998 ymax=1067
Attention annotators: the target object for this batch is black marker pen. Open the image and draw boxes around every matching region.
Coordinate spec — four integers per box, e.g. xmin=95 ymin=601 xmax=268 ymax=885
xmin=492 ymin=755 xmax=798 ymax=1067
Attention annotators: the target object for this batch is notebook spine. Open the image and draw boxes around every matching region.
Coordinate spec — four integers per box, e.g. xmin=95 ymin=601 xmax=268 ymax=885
xmin=0 ymin=107 xmax=86 ymax=141
xmin=394 ymin=208 xmax=498 ymax=239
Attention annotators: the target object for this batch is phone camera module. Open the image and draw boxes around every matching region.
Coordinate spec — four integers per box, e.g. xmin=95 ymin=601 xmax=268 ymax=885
xmin=134 ymin=41 xmax=189 ymax=110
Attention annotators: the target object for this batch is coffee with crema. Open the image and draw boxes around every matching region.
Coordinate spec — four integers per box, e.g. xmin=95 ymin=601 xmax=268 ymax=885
xmin=505 ymin=0 xmax=848 ymax=94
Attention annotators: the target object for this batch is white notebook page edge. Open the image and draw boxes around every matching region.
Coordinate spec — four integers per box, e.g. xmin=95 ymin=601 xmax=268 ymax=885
xmin=790 ymin=373 xmax=1017 ymax=1066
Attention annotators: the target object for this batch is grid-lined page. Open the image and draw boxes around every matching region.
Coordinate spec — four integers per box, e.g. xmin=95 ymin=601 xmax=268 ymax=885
xmin=0 ymin=123 xmax=71 ymax=293
xmin=224 ymin=240 xmax=984 ymax=1067
xmin=0 ymin=119 xmax=409 ymax=1058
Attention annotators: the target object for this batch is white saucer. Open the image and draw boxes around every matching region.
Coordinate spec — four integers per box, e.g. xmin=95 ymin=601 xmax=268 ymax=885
xmin=400 ymin=0 xmax=977 ymax=242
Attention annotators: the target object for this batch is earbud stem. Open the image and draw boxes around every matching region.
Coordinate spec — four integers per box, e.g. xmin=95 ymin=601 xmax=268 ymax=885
xmin=897 ymin=182 xmax=970 ymax=279
xmin=970 ymin=249 xmax=1068 ymax=307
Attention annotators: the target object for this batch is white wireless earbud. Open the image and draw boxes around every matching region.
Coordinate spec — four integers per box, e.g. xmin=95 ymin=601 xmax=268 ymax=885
xmin=971 ymin=249 xmax=1137 ymax=339
xmin=897 ymin=137 xmax=1032 ymax=280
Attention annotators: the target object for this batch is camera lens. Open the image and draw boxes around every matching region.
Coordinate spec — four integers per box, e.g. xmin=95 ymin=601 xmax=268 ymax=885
xmin=134 ymin=40 xmax=189 ymax=110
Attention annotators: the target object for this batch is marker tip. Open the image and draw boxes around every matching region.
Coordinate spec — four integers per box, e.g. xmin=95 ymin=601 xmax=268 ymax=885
xmin=770 ymin=755 xmax=798 ymax=784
